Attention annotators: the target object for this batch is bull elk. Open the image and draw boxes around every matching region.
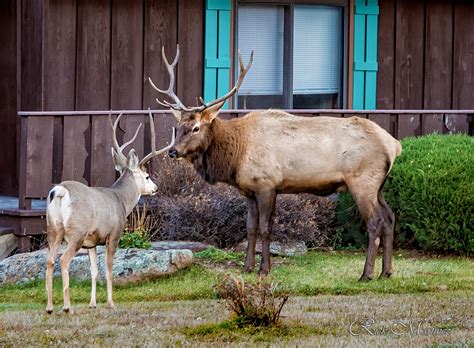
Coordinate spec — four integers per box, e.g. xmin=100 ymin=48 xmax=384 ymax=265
xmin=150 ymin=45 xmax=401 ymax=280
xmin=45 ymin=112 xmax=175 ymax=313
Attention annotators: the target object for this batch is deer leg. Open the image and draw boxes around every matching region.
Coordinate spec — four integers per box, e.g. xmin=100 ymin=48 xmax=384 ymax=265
xmin=244 ymin=196 xmax=259 ymax=273
xmin=45 ymin=232 xmax=63 ymax=314
xmin=59 ymin=243 xmax=82 ymax=313
xmin=379 ymin=192 xmax=395 ymax=279
xmin=256 ymin=190 xmax=276 ymax=276
xmin=105 ymin=239 xmax=118 ymax=308
xmin=88 ymin=247 xmax=98 ymax=308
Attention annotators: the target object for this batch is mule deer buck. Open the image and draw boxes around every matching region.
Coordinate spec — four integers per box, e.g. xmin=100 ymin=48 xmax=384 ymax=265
xmin=45 ymin=112 xmax=175 ymax=313
xmin=150 ymin=45 xmax=401 ymax=280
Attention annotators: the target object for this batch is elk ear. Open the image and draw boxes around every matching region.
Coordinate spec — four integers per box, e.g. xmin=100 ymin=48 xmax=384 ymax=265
xmin=171 ymin=109 xmax=182 ymax=122
xmin=111 ymin=147 xmax=127 ymax=173
xmin=127 ymin=149 xmax=140 ymax=170
xmin=201 ymin=101 xmax=225 ymax=123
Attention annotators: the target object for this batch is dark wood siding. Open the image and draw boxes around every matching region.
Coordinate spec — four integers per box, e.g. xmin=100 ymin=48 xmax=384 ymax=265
xmin=377 ymin=0 xmax=474 ymax=109
xmin=0 ymin=0 xmax=18 ymax=195
xmin=0 ymin=0 xmax=205 ymax=196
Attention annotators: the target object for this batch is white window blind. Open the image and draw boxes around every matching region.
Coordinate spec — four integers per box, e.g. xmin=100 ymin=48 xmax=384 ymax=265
xmin=237 ymin=5 xmax=284 ymax=95
xmin=293 ymin=5 xmax=342 ymax=95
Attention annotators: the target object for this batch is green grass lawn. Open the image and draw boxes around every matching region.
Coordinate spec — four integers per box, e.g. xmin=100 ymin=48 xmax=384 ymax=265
xmin=0 ymin=250 xmax=473 ymax=346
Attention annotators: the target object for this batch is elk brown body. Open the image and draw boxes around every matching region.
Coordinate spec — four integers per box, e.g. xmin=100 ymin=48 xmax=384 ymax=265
xmin=150 ymin=45 xmax=401 ymax=280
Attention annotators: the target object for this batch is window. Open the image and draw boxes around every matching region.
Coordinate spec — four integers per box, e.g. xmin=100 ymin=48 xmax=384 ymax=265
xmin=235 ymin=1 xmax=346 ymax=109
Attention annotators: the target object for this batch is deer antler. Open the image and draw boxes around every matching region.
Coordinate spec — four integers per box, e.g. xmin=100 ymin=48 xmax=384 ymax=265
xmin=149 ymin=45 xmax=254 ymax=113
xmin=139 ymin=109 xmax=176 ymax=167
xmin=109 ymin=112 xmax=143 ymax=167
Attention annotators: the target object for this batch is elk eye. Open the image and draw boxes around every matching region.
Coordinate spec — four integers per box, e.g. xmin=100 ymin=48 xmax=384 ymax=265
xmin=192 ymin=125 xmax=200 ymax=134
xmin=146 ymin=176 xmax=150 ymax=180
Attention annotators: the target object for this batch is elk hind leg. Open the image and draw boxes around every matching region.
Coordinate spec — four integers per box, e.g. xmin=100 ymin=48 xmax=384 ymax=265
xmin=88 ymin=247 xmax=98 ymax=308
xmin=349 ymin=182 xmax=384 ymax=282
xmin=244 ymin=196 xmax=259 ymax=273
xmin=378 ymin=191 xmax=395 ymax=279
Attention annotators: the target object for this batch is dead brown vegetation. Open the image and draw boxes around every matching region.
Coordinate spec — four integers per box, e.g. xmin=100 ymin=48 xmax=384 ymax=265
xmin=150 ymin=157 xmax=336 ymax=248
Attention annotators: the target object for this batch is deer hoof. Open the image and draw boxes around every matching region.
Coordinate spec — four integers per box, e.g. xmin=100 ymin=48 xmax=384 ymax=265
xmin=46 ymin=309 xmax=53 ymax=315
xmin=63 ymin=307 xmax=71 ymax=314
xmin=89 ymin=304 xmax=97 ymax=309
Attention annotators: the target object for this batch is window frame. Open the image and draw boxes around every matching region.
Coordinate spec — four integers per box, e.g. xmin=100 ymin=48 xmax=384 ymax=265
xmin=233 ymin=0 xmax=349 ymax=109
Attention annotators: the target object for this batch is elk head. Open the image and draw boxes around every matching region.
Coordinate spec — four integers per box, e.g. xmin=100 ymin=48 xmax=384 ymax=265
xmin=148 ymin=45 xmax=253 ymax=160
xmin=109 ymin=110 xmax=175 ymax=195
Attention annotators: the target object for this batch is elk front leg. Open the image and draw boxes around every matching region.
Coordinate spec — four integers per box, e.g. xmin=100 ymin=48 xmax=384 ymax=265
xmin=244 ymin=196 xmax=259 ymax=273
xmin=59 ymin=243 xmax=82 ymax=313
xmin=105 ymin=239 xmax=118 ymax=308
xmin=256 ymin=190 xmax=276 ymax=276
xmin=88 ymin=247 xmax=98 ymax=308
xmin=379 ymin=193 xmax=395 ymax=278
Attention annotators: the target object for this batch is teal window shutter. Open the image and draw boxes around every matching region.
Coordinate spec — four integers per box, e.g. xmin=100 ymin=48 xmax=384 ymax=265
xmin=204 ymin=0 xmax=232 ymax=109
xmin=353 ymin=0 xmax=379 ymax=109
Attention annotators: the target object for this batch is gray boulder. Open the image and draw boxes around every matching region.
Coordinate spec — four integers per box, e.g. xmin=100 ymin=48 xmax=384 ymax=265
xmin=235 ymin=240 xmax=307 ymax=257
xmin=0 ymin=246 xmax=193 ymax=285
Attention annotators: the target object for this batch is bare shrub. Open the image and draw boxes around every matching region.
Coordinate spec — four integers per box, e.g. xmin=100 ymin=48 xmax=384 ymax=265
xmin=150 ymin=157 xmax=336 ymax=248
xmin=214 ymin=275 xmax=289 ymax=327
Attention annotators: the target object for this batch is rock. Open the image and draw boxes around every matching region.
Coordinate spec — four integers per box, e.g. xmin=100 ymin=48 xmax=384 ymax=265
xmin=151 ymin=241 xmax=210 ymax=253
xmin=0 ymin=246 xmax=193 ymax=285
xmin=235 ymin=240 xmax=307 ymax=257
xmin=0 ymin=234 xmax=17 ymax=260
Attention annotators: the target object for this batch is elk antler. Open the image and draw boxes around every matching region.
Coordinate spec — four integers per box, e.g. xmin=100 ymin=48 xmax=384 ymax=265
xmin=198 ymin=50 xmax=254 ymax=110
xmin=149 ymin=45 xmax=254 ymax=113
xmin=139 ymin=108 xmax=176 ymax=167
xmin=109 ymin=112 xmax=143 ymax=167
xmin=148 ymin=45 xmax=191 ymax=112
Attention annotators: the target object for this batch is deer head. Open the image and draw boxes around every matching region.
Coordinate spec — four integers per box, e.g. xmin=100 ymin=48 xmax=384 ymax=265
xmin=109 ymin=111 xmax=175 ymax=194
xmin=148 ymin=45 xmax=253 ymax=159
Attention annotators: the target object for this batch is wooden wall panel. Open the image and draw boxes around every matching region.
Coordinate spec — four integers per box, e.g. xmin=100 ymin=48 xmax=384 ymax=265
xmin=394 ymin=0 xmax=424 ymax=109
xmin=177 ymin=0 xmax=205 ymax=106
xmin=76 ymin=0 xmax=111 ymax=110
xmin=25 ymin=117 xmax=54 ymax=198
xmin=111 ymin=0 xmax=144 ymax=159
xmin=424 ymin=0 xmax=453 ymax=109
xmin=0 ymin=0 xmax=18 ymax=195
xmin=378 ymin=0 xmax=474 ymax=110
xmin=143 ymin=0 xmax=178 ymax=150
xmin=143 ymin=0 xmax=178 ymax=109
xmin=61 ymin=117 xmax=90 ymax=183
xmin=90 ymin=115 xmax=116 ymax=187
xmin=376 ymin=0 xmax=395 ymax=109
xmin=20 ymin=0 xmax=44 ymax=110
xmin=43 ymin=0 xmax=77 ymax=110
xmin=452 ymin=1 xmax=474 ymax=109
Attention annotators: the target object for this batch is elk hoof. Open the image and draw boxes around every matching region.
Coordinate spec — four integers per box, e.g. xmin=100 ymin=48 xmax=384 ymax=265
xmin=63 ymin=308 xmax=70 ymax=314
xmin=378 ymin=272 xmax=392 ymax=279
xmin=89 ymin=304 xmax=97 ymax=309
xmin=358 ymin=275 xmax=373 ymax=282
xmin=243 ymin=265 xmax=254 ymax=273
xmin=257 ymin=268 xmax=270 ymax=277
xmin=46 ymin=309 xmax=53 ymax=315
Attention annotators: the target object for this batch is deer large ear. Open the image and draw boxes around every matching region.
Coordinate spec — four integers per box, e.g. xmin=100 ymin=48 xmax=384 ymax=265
xmin=127 ymin=149 xmax=139 ymax=170
xmin=201 ymin=101 xmax=225 ymax=123
xmin=111 ymin=147 xmax=127 ymax=173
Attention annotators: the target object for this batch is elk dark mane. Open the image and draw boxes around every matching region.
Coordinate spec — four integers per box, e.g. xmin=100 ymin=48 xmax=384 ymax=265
xmin=191 ymin=118 xmax=248 ymax=185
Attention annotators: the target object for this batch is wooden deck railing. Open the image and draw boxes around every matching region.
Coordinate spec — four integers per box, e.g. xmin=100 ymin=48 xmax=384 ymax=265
xmin=17 ymin=109 xmax=474 ymax=210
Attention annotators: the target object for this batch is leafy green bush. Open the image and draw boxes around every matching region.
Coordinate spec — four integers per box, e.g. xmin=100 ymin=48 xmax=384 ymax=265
xmin=335 ymin=134 xmax=474 ymax=255
xmin=119 ymin=227 xmax=151 ymax=249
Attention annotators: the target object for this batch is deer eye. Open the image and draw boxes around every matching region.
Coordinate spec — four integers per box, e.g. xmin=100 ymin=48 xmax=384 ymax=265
xmin=192 ymin=125 xmax=200 ymax=134
xmin=145 ymin=176 xmax=150 ymax=180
